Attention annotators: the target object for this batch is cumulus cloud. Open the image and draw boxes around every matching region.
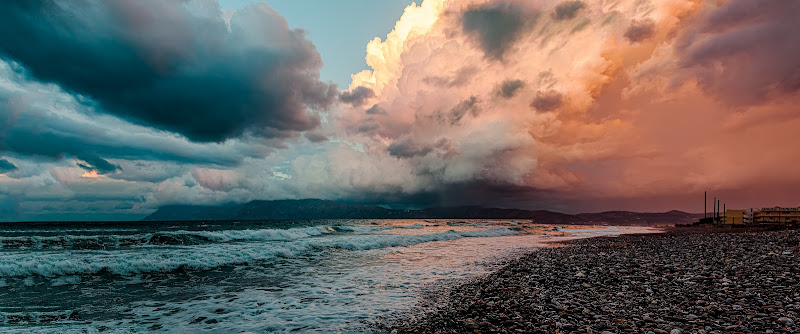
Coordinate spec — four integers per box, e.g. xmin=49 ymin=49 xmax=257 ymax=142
xmin=191 ymin=168 xmax=243 ymax=192
xmin=4 ymin=0 xmax=800 ymax=219
xmin=423 ymin=67 xmax=479 ymax=88
xmin=0 ymin=0 xmax=335 ymax=142
xmin=322 ymin=0 xmax=800 ymax=212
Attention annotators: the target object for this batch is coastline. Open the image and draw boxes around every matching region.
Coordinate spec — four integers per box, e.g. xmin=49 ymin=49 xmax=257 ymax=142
xmin=379 ymin=226 xmax=800 ymax=333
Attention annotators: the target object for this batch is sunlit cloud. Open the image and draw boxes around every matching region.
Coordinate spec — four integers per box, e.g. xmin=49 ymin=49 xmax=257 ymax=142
xmin=1 ymin=0 xmax=799 ymax=220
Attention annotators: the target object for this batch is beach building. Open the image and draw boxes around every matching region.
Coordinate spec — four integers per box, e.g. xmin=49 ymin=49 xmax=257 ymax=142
xmin=724 ymin=209 xmax=745 ymax=225
xmin=753 ymin=207 xmax=800 ymax=224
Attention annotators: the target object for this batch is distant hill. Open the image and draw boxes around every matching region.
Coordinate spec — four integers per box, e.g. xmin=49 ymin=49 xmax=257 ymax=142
xmin=143 ymin=199 xmax=703 ymax=225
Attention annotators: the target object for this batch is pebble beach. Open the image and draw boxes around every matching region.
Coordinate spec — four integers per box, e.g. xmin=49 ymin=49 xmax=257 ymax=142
xmin=382 ymin=227 xmax=800 ymax=333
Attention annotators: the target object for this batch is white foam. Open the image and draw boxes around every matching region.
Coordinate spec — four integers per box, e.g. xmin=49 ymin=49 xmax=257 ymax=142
xmin=157 ymin=225 xmax=335 ymax=242
xmin=331 ymin=225 xmax=394 ymax=233
xmin=0 ymin=226 xmax=338 ymax=249
xmin=0 ymin=228 xmax=517 ymax=279
xmin=396 ymin=223 xmax=424 ymax=229
xmin=555 ymin=226 xmax=621 ymax=233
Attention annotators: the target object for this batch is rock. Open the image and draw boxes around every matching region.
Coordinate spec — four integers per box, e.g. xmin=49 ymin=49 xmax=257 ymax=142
xmin=380 ymin=229 xmax=800 ymax=334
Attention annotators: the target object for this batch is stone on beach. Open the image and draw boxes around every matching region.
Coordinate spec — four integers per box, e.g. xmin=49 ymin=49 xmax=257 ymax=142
xmin=380 ymin=228 xmax=800 ymax=333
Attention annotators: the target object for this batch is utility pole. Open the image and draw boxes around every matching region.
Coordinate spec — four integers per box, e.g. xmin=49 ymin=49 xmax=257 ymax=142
xmin=704 ymin=191 xmax=707 ymax=219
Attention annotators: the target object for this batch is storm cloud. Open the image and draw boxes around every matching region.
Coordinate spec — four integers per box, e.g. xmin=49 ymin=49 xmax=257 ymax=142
xmin=0 ymin=60 xmax=249 ymax=167
xmin=0 ymin=0 xmax=335 ymax=142
xmin=552 ymin=1 xmax=585 ymax=21
xmin=4 ymin=0 xmax=800 ymax=220
xmin=447 ymin=96 xmax=481 ymax=125
xmin=339 ymin=86 xmax=375 ymax=106
xmin=365 ymin=104 xmax=387 ymax=115
xmin=0 ymin=159 xmax=17 ymax=173
xmin=461 ymin=3 xmax=535 ymax=61
xmin=387 ymin=139 xmax=435 ymax=159
xmin=623 ymin=19 xmax=656 ymax=43
xmin=530 ymin=90 xmax=563 ymax=112
xmin=76 ymin=155 xmax=122 ymax=175
xmin=496 ymin=79 xmax=526 ymax=99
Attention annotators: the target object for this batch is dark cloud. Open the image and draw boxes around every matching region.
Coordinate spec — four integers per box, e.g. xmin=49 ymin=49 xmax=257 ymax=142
xmin=337 ymin=180 xmax=554 ymax=212
xmin=495 ymin=79 xmax=526 ymax=99
xmin=388 ymin=139 xmax=435 ymax=159
xmin=553 ymin=1 xmax=585 ymax=20
xmin=676 ymin=0 xmax=800 ymax=106
xmin=0 ymin=159 xmax=17 ymax=173
xmin=76 ymin=154 xmax=122 ymax=175
xmin=448 ymin=96 xmax=481 ymax=125
xmin=114 ymin=202 xmax=135 ymax=210
xmin=304 ymin=132 xmax=329 ymax=143
xmin=339 ymin=86 xmax=375 ymax=106
xmin=0 ymin=58 xmax=252 ymax=167
xmin=0 ymin=100 xmax=241 ymax=166
xmin=351 ymin=118 xmax=381 ymax=135
xmin=462 ymin=4 xmax=536 ymax=60
xmin=365 ymin=104 xmax=387 ymax=115
xmin=108 ymin=161 xmax=185 ymax=183
xmin=530 ymin=90 xmax=564 ymax=112
xmin=387 ymin=138 xmax=454 ymax=160
xmin=423 ymin=67 xmax=479 ymax=87
xmin=623 ymin=19 xmax=656 ymax=43
xmin=0 ymin=1 xmax=335 ymax=143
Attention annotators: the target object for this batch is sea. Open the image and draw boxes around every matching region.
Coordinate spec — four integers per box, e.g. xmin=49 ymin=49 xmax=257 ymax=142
xmin=0 ymin=219 xmax=656 ymax=333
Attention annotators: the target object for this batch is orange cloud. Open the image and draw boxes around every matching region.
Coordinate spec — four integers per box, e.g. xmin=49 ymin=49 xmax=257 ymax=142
xmin=320 ymin=0 xmax=800 ymax=211
xmin=81 ymin=170 xmax=101 ymax=178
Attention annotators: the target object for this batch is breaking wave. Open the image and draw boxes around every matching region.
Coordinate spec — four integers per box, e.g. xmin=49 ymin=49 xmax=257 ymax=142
xmin=0 ymin=226 xmax=355 ymax=250
xmin=0 ymin=228 xmax=517 ymax=279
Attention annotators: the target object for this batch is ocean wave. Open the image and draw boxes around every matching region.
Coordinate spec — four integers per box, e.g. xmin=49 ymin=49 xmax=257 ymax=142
xmin=396 ymin=223 xmax=424 ymax=229
xmin=331 ymin=225 xmax=394 ymax=233
xmin=155 ymin=226 xmax=335 ymax=243
xmin=0 ymin=226 xmax=339 ymax=250
xmin=553 ymin=226 xmax=621 ymax=233
xmin=0 ymin=228 xmax=517 ymax=279
xmin=0 ymin=310 xmax=79 ymax=325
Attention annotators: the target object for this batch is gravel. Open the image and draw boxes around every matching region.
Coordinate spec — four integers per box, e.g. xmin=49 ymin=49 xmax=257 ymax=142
xmin=380 ymin=228 xmax=800 ymax=333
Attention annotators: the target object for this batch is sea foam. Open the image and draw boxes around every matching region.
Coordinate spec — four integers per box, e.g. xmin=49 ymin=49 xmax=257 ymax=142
xmin=0 ymin=227 xmax=517 ymax=279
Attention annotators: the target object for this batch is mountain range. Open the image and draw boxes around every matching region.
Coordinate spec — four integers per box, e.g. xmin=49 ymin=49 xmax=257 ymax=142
xmin=143 ymin=199 xmax=703 ymax=225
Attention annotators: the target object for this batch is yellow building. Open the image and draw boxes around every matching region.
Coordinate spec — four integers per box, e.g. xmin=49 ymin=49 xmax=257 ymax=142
xmin=724 ymin=210 xmax=745 ymax=225
xmin=753 ymin=207 xmax=800 ymax=224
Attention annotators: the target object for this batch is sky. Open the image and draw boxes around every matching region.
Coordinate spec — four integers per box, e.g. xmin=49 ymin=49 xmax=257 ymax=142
xmin=1 ymin=0 xmax=799 ymax=221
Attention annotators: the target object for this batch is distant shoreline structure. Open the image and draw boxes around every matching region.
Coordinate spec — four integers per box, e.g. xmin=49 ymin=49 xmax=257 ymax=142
xmin=690 ymin=191 xmax=799 ymax=226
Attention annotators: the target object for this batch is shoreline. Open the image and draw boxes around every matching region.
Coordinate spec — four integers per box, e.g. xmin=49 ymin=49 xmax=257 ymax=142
xmin=379 ymin=226 xmax=800 ymax=333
